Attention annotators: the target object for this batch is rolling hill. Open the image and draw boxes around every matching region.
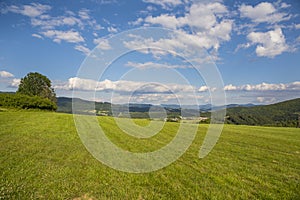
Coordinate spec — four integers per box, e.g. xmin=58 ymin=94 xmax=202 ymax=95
xmin=225 ymin=98 xmax=300 ymax=127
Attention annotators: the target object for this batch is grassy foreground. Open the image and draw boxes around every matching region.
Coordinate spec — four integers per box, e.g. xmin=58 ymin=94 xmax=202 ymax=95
xmin=0 ymin=111 xmax=299 ymax=199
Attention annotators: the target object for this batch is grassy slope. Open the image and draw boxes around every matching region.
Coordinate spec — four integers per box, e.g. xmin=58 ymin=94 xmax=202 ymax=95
xmin=0 ymin=111 xmax=299 ymax=199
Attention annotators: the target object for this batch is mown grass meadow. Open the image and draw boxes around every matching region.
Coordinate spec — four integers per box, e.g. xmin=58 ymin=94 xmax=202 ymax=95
xmin=0 ymin=111 xmax=299 ymax=199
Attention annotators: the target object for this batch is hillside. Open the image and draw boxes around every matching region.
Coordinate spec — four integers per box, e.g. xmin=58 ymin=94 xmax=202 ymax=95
xmin=56 ymin=97 xmax=300 ymax=127
xmin=225 ymin=98 xmax=300 ymax=127
xmin=0 ymin=111 xmax=299 ymax=199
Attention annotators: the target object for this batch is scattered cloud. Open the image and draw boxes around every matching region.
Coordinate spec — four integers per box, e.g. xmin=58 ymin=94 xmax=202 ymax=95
xmin=32 ymin=33 xmax=43 ymax=39
xmin=239 ymin=2 xmax=291 ymax=24
xmin=107 ymin=26 xmax=117 ymax=33
xmin=0 ymin=71 xmax=14 ymax=78
xmin=6 ymin=3 xmax=51 ymax=18
xmin=129 ymin=18 xmax=143 ymax=26
xmin=256 ymin=97 xmax=276 ymax=104
xmin=126 ymin=61 xmax=190 ymax=69
xmin=10 ymin=78 xmax=21 ymax=87
xmin=198 ymin=86 xmax=209 ymax=92
xmin=55 ymin=77 xmax=196 ymax=94
xmin=41 ymin=30 xmax=84 ymax=43
xmin=224 ymin=84 xmax=237 ymax=91
xmin=4 ymin=3 xmax=103 ymax=53
xmin=78 ymin=9 xmax=90 ymax=20
xmin=137 ymin=2 xmax=233 ymax=60
xmin=74 ymin=45 xmax=91 ymax=55
xmin=31 ymin=15 xmax=82 ymax=30
xmin=143 ymin=0 xmax=183 ymax=9
xmin=247 ymin=28 xmax=290 ymax=57
xmin=225 ymin=81 xmax=300 ymax=91
xmin=198 ymin=85 xmax=217 ymax=92
xmin=93 ymin=38 xmax=112 ymax=50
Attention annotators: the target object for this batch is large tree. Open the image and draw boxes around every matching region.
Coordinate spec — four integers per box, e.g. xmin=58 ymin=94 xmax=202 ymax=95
xmin=17 ymin=72 xmax=56 ymax=103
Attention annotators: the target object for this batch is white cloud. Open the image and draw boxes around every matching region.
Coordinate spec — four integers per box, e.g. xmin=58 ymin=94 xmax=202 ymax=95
xmin=129 ymin=18 xmax=143 ymax=26
xmin=31 ymin=15 xmax=83 ymax=30
xmin=126 ymin=61 xmax=190 ymax=69
xmin=256 ymin=97 xmax=276 ymax=104
xmin=32 ymin=33 xmax=43 ymax=39
xmin=41 ymin=30 xmax=84 ymax=43
xmin=145 ymin=2 xmax=229 ymax=31
xmin=0 ymin=71 xmax=14 ymax=78
xmin=239 ymin=2 xmax=291 ymax=24
xmin=78 ymin=9 xmax=90 ymax=20
xmin=107 ymin=26 xmax=117 ymax=33
xmin=10 ymin=78 xmax=21 ymax=87
xmin=55 ymin=77 xmax=196 ymax=94
xmin=74 ymin=45 xmax=91 ymax=55
xmin=93 ymin=38 xmax=112 ymax=50
xmin=145 ymin=14 xmax=180 ymax=29
xmin=198 ymin=85 xmax=217 ymax=92
xmin=247 ymin=28 xmax=289 ymax=57
xmin=295 ymin=24 xmax=300 ymax=29
xmin=7 ymin=3 xmax=51 ymax=18
xmin=198 ymin=86 xmax=209 ymax=92
xmin=280 ymin=2 xmax=290 ymax=9
xmin=123 ymin=26 xmax=231 ymax=62
xmin=225 ymin=81 xmax=300 ymax=91
xmin=224 ymin=84 xmax=237 ymax=91
xmin=139 ymin=2 xmax=233 ymax=59
xmin=143 ymin=0 xmax=183 ymax=9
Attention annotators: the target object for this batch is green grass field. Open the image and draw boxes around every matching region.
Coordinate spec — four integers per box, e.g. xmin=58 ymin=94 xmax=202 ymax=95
xmin=0 ymin=111 xmax=299 ymax=199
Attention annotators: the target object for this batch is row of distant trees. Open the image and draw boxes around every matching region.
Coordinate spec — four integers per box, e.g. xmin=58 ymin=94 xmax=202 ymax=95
xmin=0 ymin=72 xmax=57 ymax=110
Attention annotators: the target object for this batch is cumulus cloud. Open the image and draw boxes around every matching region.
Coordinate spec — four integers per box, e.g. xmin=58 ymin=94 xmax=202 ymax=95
xmin=32 ymin=33 xmax=43 ymax=39
xmin=10 ymin=78 xmax=21 ymax=88
xmin=129 ymin=18 xmax=143 ymax=26
xmin=93 ymin=38 xmax=112 ymax=50
xmin=225 ymin=81 xmax=300 ymax=91
xmin=224 ymin=84 xmax=237 ymax=91
xmin=0 ymin=71 xmax=14 ymax=78
xmin=143 ymin=0 xmax=183 ymax=9
xmin=145 ymin=14 xmax=180 ymax=29
xmin=198 ymin=86 xmax=209 ymax=92
xmin=247 ymin=28 xmax=289 ymax=57
xmin=41 ymin=30 xmax=84 ymax=43
xmin=31 ymin=15 xmax=82 ymax=30
xmin=6 ymin=3 xmax=51 ymax=18
xmin=74 ymin=45 xmax=91 ymax=55
xmin=256 ymin=97 xmax=276 ymax=104
xmin=129 ymin=2 xmax=233 ymax=60
xmin=107 ymin=26 xmax=117 ymax=33
xmin=4 ymin=3 xmax=103 ymax=53
xmin=145 ymin=2 xmax=231 ymax=32
xmin=239 ymin=2 xmax=291 ymax=24
xmin=126 ymin=61 xmax=190 ymax=69
xmin=55 ymin=77 xmax=196 ymax=94
xmin=198 ymin=85 xmax=217 ymax=92
xmin=78 ymin=9 xmax=90 ymax=20
xmin=124 ymin=27 xmax=230 ymax=62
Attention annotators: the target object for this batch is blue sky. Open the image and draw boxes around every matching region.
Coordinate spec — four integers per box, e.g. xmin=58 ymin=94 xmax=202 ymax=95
xmin=0 ymin=0 xmax=300 ymax=105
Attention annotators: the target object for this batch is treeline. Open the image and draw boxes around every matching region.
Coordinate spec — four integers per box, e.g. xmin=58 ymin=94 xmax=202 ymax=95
xmin=0 ymin=93 xmax=57 ymax=111
xmin=225 ymin=98 xmax=300 ymax=127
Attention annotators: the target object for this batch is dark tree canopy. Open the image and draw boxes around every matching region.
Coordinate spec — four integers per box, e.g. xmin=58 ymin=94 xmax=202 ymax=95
xmin=17 ymin=72 xmax=56 ymax=103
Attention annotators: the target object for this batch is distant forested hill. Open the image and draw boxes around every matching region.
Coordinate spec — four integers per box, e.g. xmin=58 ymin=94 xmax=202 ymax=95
xmin=225 ymin=98 xmax=300 ymax=127
xmin=56 ymin=97 xmax=300 ymax=127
